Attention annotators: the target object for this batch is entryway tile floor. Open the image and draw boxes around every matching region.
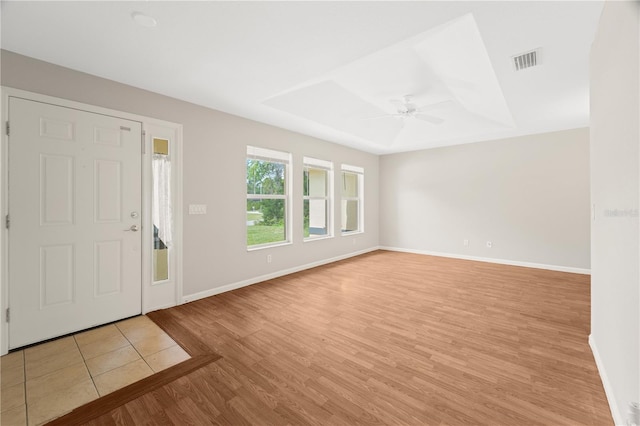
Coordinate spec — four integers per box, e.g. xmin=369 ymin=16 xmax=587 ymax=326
xmin=0 ymin=315 xmax=190 ymax=425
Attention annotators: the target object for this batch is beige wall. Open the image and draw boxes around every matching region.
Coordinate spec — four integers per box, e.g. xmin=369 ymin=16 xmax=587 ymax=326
xmin=1 ymin=50 xmax=379 ymax=298
xmin=379 ymin=128 xmax=591 ymax=270
xmin=589 ymin=1 xmax=639 ymax=424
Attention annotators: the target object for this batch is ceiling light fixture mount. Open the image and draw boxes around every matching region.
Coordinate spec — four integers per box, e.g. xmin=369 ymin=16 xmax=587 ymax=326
xmin=131 ymin=12 xmax=157 ymax=28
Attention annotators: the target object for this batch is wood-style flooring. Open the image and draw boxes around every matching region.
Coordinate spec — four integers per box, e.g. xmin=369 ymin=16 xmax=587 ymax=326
xmin=51 ymin=250 xmax=612 ymax=425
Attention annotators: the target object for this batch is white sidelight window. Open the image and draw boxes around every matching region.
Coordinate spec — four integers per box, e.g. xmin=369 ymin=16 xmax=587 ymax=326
xmin=152 ymin=138 xmax=172 ymax=282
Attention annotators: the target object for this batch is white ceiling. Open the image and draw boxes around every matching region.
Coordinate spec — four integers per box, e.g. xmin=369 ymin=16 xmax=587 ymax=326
xmin=1 ymin=1 xmax=604 ymax=154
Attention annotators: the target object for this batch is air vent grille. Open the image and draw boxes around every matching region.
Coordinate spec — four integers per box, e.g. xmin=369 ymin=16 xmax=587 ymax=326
xmin=512 ymin=49 xmax=540 ymax=71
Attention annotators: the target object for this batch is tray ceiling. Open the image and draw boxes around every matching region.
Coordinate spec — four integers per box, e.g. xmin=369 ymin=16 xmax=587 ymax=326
xmin=1 ymin=1 xmax=604 ymax=154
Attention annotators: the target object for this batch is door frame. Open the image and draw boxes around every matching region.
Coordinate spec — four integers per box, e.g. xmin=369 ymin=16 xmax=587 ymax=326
xmin=0 ymin=87 xmax=184 ymax=355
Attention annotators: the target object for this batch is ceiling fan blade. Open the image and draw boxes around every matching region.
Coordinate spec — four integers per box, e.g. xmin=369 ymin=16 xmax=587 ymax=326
xmin=360 ymin=114 xmax=392 ymax=120
xmin=361 ymin=113 xmax=404 ymax=120
xmin=389 ymin=99 xmax=405 ymax=108
xmin=414 ymin=114 xmax=444 ymax=125
xmin=390 ymin=120 xmax=408 ymax=146
xmin=417 ymin=100 xmax=454 ymax=112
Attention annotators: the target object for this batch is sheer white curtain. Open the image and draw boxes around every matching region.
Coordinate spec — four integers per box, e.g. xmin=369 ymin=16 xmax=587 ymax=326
xmin=152 ymin=153 xmax=172 ymax=247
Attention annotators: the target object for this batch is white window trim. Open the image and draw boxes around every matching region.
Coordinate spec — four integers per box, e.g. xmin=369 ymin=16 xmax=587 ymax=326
xmin=247 ymin=145 xmax=290 ymax=163
xmin=303 ymin=157 xmax=334 ymax=242
xmin=304 ymin=156 xmax=333 ymax=170
xmin=247 ymin=240 xmax=292 ymax=252
xmin=148 ymin=127 xmax=181 ymax=303
xmin=342 ymin=164 xmax=364 ymax=174
xmin=341 ymin=164 xmax=364 ymax=236
xmin=246 ymin=146 xmax=292 ymax=250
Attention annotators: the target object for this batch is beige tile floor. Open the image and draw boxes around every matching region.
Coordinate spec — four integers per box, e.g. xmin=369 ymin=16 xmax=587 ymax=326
xmin=0 ymin=316 xmax=190 ymax=426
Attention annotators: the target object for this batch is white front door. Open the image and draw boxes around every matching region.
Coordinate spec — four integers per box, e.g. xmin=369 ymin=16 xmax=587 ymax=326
xmin=8 ymin=97 xmax=142 ymax=349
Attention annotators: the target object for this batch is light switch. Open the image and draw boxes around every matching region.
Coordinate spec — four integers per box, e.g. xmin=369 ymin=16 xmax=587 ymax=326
xmin=189 ymin=204 xmax=207 ymax=215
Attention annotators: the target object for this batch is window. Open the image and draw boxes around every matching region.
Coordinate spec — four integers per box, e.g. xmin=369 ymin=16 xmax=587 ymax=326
xmin=246 ymin=146 xmax=291 ymax=248
xmin=303 ymin=157 xmax=333 ymax=240
xmin=341 ymin=164 xmax=364 ymax=234
xmin=152 ymin=138 xmax=171 ymax=282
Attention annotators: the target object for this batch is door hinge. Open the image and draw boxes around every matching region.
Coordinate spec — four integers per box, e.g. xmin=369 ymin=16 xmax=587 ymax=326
xmin=5 ymin=308 xmax=9 ymax=323
xmin=5 ymin=214 xmax=9 ymax=229
xmin=141 ymin=130 xmax=146 ymax=154
xmin=5 ymin=121 xmax=9 ymax=136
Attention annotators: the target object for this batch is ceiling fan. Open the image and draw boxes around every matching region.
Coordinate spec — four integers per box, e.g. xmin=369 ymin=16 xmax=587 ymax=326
xmin=363 ymin=95 xmax=447 ymax=124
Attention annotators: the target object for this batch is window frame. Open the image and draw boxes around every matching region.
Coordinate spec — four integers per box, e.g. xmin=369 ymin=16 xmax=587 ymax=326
xmin=340 ymin=164 xmax=364 ymax=235
xmin=246 ymin=146 xmax=292 ymax=250
xmin=303 ymin=157 xmax=334 ymax=242
xmin=152 ymin=137 xmax=172 ymax=284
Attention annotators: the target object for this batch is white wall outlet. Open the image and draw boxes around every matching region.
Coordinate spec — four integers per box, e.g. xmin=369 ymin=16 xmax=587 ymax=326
xmin=267 ymin=254 xmax=272 ymax=263
xmin=463 ymin=239 xmax=469 ymax=246
xmin=188 ymin=204 xmax=207 ymax=215
xmin=486 ymin=241 xmax=493 ymax=248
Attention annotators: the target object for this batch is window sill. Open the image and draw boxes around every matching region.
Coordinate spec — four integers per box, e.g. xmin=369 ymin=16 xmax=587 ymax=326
xmin=247 ymin=241 xmax=292 ymax=252
xmin=303 ymin=235 xmax=334 ymax=243
xmin=341 ymin=230 xmax=364 ymax=237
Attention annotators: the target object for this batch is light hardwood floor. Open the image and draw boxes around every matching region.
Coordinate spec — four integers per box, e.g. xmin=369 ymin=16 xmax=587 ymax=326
xmin=61 ymin=250 xmax=611 ymax=425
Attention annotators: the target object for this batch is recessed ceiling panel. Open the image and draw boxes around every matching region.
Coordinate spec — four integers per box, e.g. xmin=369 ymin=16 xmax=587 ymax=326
xmin=413 ymin=14 xmax=515 ymax=128
xmin=330 ymin=46 xmax=446 ymax=111
xmin=264 ymin=12 xmax=515 ymax=148
xmin=264 ymin=80 xmax=403 ymax=145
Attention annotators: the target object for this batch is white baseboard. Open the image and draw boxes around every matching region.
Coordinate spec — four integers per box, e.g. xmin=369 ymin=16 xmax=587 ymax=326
xmin=589 ymin=335 xmax=624 ymax=425
xmin=183 ymin=246 xmax=379 ymax=303
xmin=184 ymin=246 xmax=590 ymax=304
xmin=379 ymin=246 xmax=591 ymax=275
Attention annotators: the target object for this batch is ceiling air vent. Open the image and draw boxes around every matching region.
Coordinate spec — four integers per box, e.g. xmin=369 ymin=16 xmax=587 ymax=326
xmin=512 ymin=48 xmax=540 ymax=71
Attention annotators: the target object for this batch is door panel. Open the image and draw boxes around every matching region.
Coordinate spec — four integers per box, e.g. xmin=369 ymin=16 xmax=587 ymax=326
xmin=8 ymin=97 xmax=143 ymax=348
xmin=94 ymin=159 xmax=122 ymax=222
xmin=40 ymin=244 xmax=74 ymax=307
xmin=40 ymin=154 xmax=74 ymax=225
xmin=94 ymin=240 xmax=122 ymax=296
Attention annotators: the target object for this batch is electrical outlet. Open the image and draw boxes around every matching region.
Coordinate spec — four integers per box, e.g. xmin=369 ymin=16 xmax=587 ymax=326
xmin=486 ymin=241 xmax=492 ymax=248
xmin=463 ymin=239 xmax=469 ymax=247
xmin=267 ymin=254 xmax=272 ymax=263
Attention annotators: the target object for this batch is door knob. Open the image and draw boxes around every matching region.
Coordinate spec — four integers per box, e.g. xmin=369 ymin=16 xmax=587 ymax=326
xmin=125 ymin=225 xmax=139 ymax=232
